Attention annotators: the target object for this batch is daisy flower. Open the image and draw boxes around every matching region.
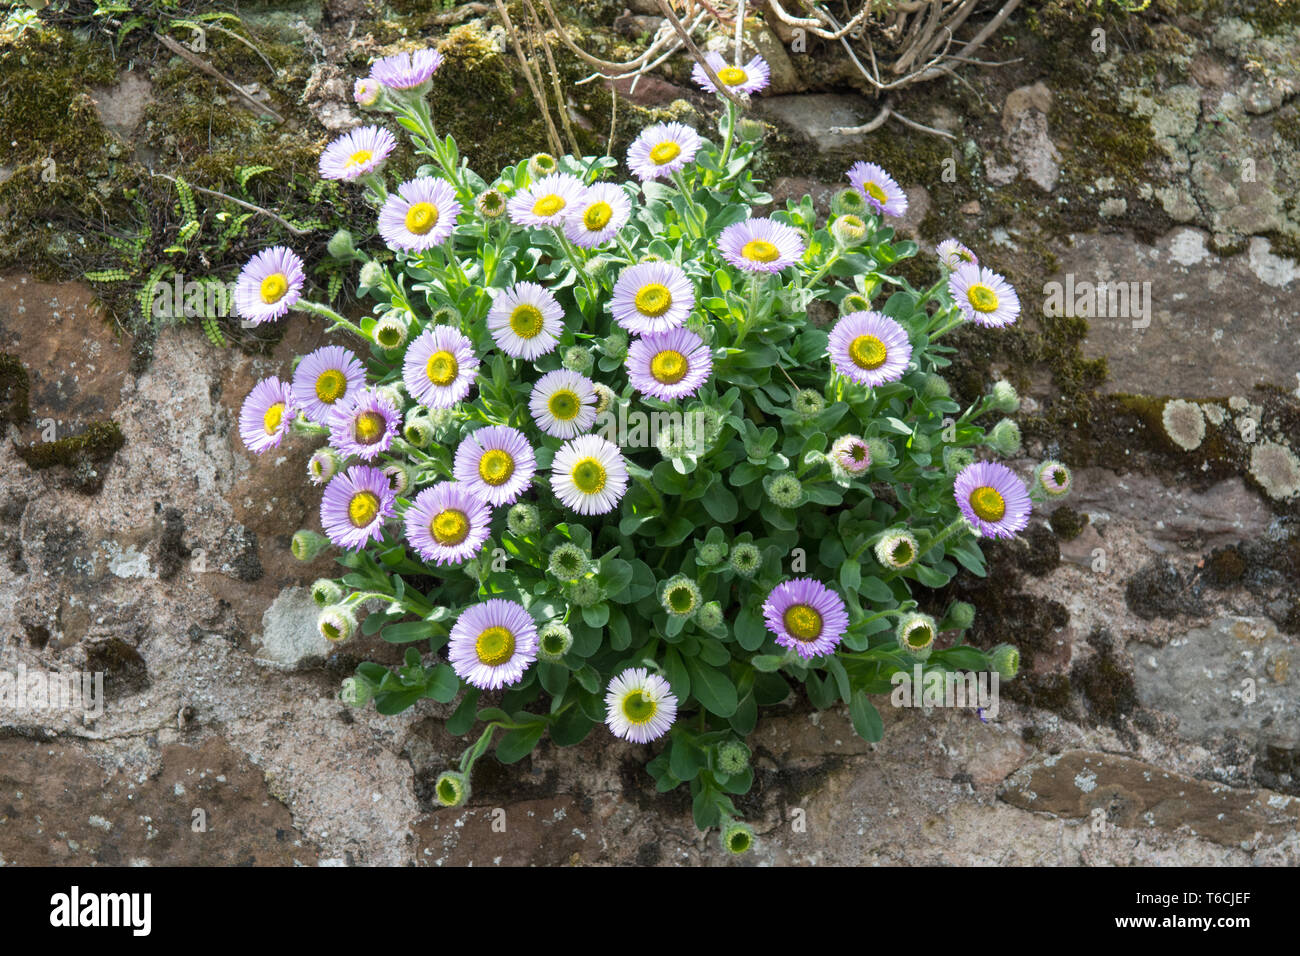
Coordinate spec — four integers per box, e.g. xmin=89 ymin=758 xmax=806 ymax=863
xmin=627 ymin=122 xmax=702 ymax=181
xmin=529 ymin=369 xmax=598 ymax=439
xmin=487 ymin=281 xmax=564 ymax=359
xmin=831 ymin=433 xmax=872 ymax=475
xmin=319 ymin=126 xmax=397 ymax=181
xmin=447 ymin=599 xmax=538 ymax=690
xmin=761 ymin=577 xmax=850 ymax=660
xmin=453 ymin=425 xmax=536 ymax=506
xmin=291 ymin=345 xmax=368 ymax=425
xmin=605 ymin=667 xmax=678 ymax=744
xmin=954 ymin=461 xmax=1032 ymax=539
xmin=564 ymin=182 xmax=632 ymax=248
xmin=378 ymin=177 xmax=462 ymax=251
xmin=936 ymin=238 xmax=978 ymax=272
xmin=550 ymin=434 xmax=628 ymax=515
xmin=846 ymin=161 xmax=908 ymax=218
xmin=718 ymin=217 xmax=805 ymax=273
xmin=691 ymin=51 xmax=771 ymax=96
xmin=610 ymin=261 xmax=694 ymax=334
xmin=239 ymin=377 xmax=295 ymax=454
xmin=320 ymin=465 xmax=396 ymax=550
xmin=507 ymin=173 xmax=585 ymax=228
xmin=404 ymin=482 xmax=493 ymax=566
xmin=234 ymin=246 xmax=305 ymax=325
xmin=370 ymin=48 xmax=443 ymax=90
xmin=328 ymin=388 xmax=402 ymax=461
xmin=828 ymin=310 xmax=912 ymax=387
xmin=353 ymin=77 xmax=381 ymax=108
xmin=626 ymin=328 xmax=713 ymax=401
xmin=948 ymin=261 xmax=1020 ymax=328
xmin=402 ymin=325 xmax=479 ymax=409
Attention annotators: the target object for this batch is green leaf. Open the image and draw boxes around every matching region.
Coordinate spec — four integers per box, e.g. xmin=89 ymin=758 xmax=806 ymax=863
xmin=849 ymin=690 xmax=884 ymax=742
xmin=496 ymin=723 xmax=547 ymax=764
xmin=751 ymin=654 xmax=785 ymax=672
xmin=685 ymin=659 xmax=738 ymax=717
xmin=669 ymin=736 xmax=706 ymax=782
xmin=446 ymin=689 xmax=481 ymax=735
xmin=424 ymin=663 xmax=461 ymax=704
xmin=734 ymin=604 xmax=768 ymax=651
xmin=729 ymin=691 xmax=758 ymax=735
xmin=381 ymin=620 xmax=437 ymax=643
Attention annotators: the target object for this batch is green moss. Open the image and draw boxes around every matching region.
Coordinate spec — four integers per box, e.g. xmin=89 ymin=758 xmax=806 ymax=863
xmin=1049 ymin=505 xmax=1088 ymax=541
xmin=0 ymin=352 xmax=31 ymax=426
xmin=18 ymin=420 xmax=125 ymax=470
xmin=1070 ymin=628 xmax=1138 ymax=732
xmin=1204 ymin=545 xmax=1247 ymax=586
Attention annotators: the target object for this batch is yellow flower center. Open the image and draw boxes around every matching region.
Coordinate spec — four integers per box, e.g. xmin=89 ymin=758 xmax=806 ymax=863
xmin=649 ymin=141 xmax=681 ymax=165
xmin=431 ymin=508 xmax=469 ymax=546
xmin=741 ymin=239 xmax=780 ymax=263
xmin=571 ymin=457 xmax=606 ymax=494
xmin=970 ymin=486 xmax=1006 ymax=522
xmin=849 ymin=334 xmax=888 ymax=370
xmin=621 ymin=690 xmax=657 ymax=724
xmin=345 ymin=149 xmax=373 ymax=170
xmin=426 ymin=350 xmax=459 ymax=386
xmin=532 ymin=194 xmax=566 ymax=218
xmin=650 ymin=349 xmax=688 ymax=385
xmin=348 ymin=491 xmax=380 ymax=528
xmin=478 ymin=449 xmax=515 ymax=486
xmin=634 ymin=283 xmax=672 ymax=317
xmin=547 ymin=388 xmax=581 ymax=421
xmin=259 ymin=273 xmax=288 ymax=304
xmin=475 ymin=626 xmax=515 ymax=667
xmin=404 ymin=201 xmax=439 ymax=235
xmin=315 ymin=369 xmax=347 ymax=403
xmin=582 ymin=201 xmax=613 ymax=231
xmin=262 ymin=402 xmax=285 ymax=435
xmin=864 ymin=181 xmax=888 ymax=204
xmin=510 ymin=303 xmax=545 ymax=339
xmin=967 ymin=283 xmax=999 ymax=313
xmin=717 ymin=66 xmax=748 ymax=86
xmin=783 ymin=604 xmax=823 ymax=642
xmin=353 ymin=410 xmax=387 ymax=445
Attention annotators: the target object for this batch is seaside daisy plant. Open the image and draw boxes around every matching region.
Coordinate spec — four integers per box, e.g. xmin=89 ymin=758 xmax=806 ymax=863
xmin=235 ymin=47 xmax=1072 ymax=852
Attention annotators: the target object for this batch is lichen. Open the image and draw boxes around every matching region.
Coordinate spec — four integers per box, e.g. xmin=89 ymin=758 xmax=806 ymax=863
xmin=1162 ymin=398 xmax=1207 ymax=451
xmin=1249 ymin=440 xmax=1300 ymax=500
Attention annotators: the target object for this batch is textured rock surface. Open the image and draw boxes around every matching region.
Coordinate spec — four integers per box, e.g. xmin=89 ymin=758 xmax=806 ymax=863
xmin=2 ymin=0 xmax=1300 ymax=868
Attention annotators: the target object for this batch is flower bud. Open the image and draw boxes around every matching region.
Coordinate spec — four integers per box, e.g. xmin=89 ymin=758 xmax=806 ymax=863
xmin=698 ymin=600 xmax=724 ymax=629
xmin=1035 ymin=459 xmax=1073 ymax=499
xmin=562 ymin=345 xmax=594 ymax=374
xmin=373 ymin=313 xmax=408 ymax=350
xmin=873 ymin=530 xmax=918 ymax=570
xmin=403 ymin=414 xmax=435 ymax=449
xmin=291 ymin=529 xmax=331 ymax=562
xmin=599 ymin=331 xmax=628 ymax=360
xmin=793 ymin=388 xmax=825 ymax=419
xmin=565 ymin=577 xmax=605 ymax=608
xmin=327 ymin=228 xmax=357 ymax=259
xmin=476 ymin=188 xmax=507 ymax=220
xmin=352 ymin=77 xmax=382 ymax=109
xmin=738 ymin=117 xmax=766 ymax=142
xmin=383 ymin=464 xmax=411 ymax=495
xmin=728 ymin=542 xmax=762 ymax=579
xmin=831 ymin=213 xmax=868 ymax=247
xmin=308 ymin=446 xmax=344 ymax=485
xmin=841 ymin=292 xmax=871 ymax=314
xmin=697 ymin=541 xmax=726 ymax=566
xmin=527 ymin=152 xmax=558 ymax=180
xmin=548 ymin=543 xmax=589 ymax=581
xmin=537 ymin=621 xmax=574 ymax=662
xmin=507 ymin=502 xmax=540 ymax=537
xmin=990 ymin=379 xmax=1020 ymax=414
xmin=716 ymin=739 xmax=749 ymax=775
xmin=896 ymin=612 xmax=937 ymax=659
xmin=660 ymin=575 xmax=702 ymax=618
xmin=340 ymin=676 xmax=374 ymax=708
xmin=311 ymin=578 xmax=344 ymax=607
xmin=435 ymin=770 xmax=471 ymax=807
xmin=764 ymin=472 xmax=804 ymax=509
xmin=986 ymin=419 xmax=1022 ymax=456
xmin=866 ymin=436 xmax=893 ymax=466
xmin=318 ymin=605 xmax=357 ymax=643
xmin=721 ymin=819 xmax=755 ymax=855
xmin=943 ymin=600 xmax=976 ymax=631
xmin=990 ymin=644 xmax=1020 ymax=680
xmin=831 ymin=187 xmax=868 ymax=217
xmin=358 ymin=260 xmax=385 ymax=289
xmin=923 ymin=372 xmax=951 ymax=399
xmin=943 ymin=445 xmax=975 ymax=475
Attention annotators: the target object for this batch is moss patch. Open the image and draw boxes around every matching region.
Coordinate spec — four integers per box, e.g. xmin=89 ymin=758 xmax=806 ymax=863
xmin=0 ymin=352 xmax=31 ymax=426
xmin=16 ymin=420 xmax=125 ymax=493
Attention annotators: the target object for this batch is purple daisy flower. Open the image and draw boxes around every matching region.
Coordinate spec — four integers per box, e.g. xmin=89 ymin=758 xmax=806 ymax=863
xmin=319 ymin=125 xmax=397 ymax=181
xmin=291 ymin=345 xmax=368 ymax=425
xmin=453 ymin=425 xmax=536 ymax=506
xmin=402 ymin=325 xmax=479 ymax=409
xmin=610 ymin=261 xmax=694 ymax=335
xmin=370 ymin=48 xmax=443 ymax=90
xmin=447 ymin=598 xmax=538 ymax=690
xmin=846 ymin=161 xmax=908 ymax=218
xmin=954 ymin=461 xmax=1032 ymax=539
xmin=550 ymin=434 xmax=628 ymax=516
xmin=328 ymin=388 xmax=402 ymax=461
xmin=936 ymin=238 xmax=978 ymax=272
xmin=627 ymin=122 xmax=702 ymax=181
xmin=605 ymin=668 xmax=678 ymax=743
xmin=487 ymin=281 xmax=564 ymax=360
xmin=948 ymin=261 xmax=1020 ymax=328
xmin=353 ymin=77 xmax=381 ymax=108
xmin=626 ymin=328 xmax=713 ymax=401
xmin=718 ymin=217 xmax=805 ymax=273
xmin=762 ymin=577 xmax=850 ymax=659
xmin=507 ymin=173 xmax=586 ymax=228
xmin=530 ymin=369 xmax=598 ymax=439
xmin=320 ymin=464 xmax=395 ymax=550
xmin=564 ymin=182 xmax=632 ymax=248
xmin=831 ymin=433 xmax=872 ymax=475
xmin=828 ymin=310 xmax=912 ymax=387
xmin=239 ymin=376 xmax=295 ymax=454
xmin=404 ymin=482 xmax=493 ymax=566
xmin=234 ymin=246 xmax=305 ymax=325
xmin=378 ymin=177 xmax=461 ymax=251
xmin=691 ymin=52 xmax=770 ymax=96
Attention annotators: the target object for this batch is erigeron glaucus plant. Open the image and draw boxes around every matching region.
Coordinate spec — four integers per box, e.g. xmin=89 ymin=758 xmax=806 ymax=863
xmin=237 ymin=46 xmax=1072 ymax=851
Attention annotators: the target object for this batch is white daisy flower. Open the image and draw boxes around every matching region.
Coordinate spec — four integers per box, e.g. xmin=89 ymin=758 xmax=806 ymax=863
xmin=550 ymin=434 xmax=628 ymax=515
xmin=605 ymin=667 xmax=678 ymax=743
xmin=529 ymin=369 xmax=598 ymax=439
xmin=487 ymin=281 xmax=564 ymax=360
